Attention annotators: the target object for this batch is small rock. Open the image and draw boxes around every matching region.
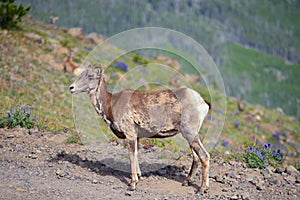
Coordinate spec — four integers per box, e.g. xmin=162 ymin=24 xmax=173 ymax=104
xmin=285 ymin=165 xmax=299 ymax=176
xmin=125 ymin=191 xmax=132 ymax=196
xmin=241 ymin=193 xmax=250 ymax=200
xmin=68 ymin=27 xmax=84 ymax=39
xmin=246 ymin=175 xmax=258 ymax=185
xmin=112 ymin=186 xmax=123 ymax=190
xmin=92 ymin=179 xmax=98 ymax=184
xmin=285 ymin=175 xmax=296 ymax=184
xmin=7 ymin=134 xmax=15 ymax=139
xmin=109 ymin=180 xmax=114 ymax=184
xmin=222 ymin=188 xmax=228 ymax=192
xmin=215 ymin=175 xmax=224 ymax=183
xmin=256 ymin=184 xmax=264 ymax=190
xmin=56 ymin=169 xmax=63 ymax=176
xmin=266 ymin=166 xmax=274 ymax=173
xmin=24 ymin=33 xmax=44 ymax=43
xmin=16 ymin=187 xmax=26 ymax=192
xmin=60 ymin=172 xmax=67 ymax=177
xmin=57 ymin=150 xmax=67 ymax=157
xmin=209 ymin=172 xmax=218 ymax=179
xmin=28 ymin=127 xmax=39 ymax=135
xmin=260 ymin=169 xmax=269 ymax=176
xmin=296 ymin=176 xmax=300 ymax=183
xmin=230 ymin=195 xmax=239 ymax=200
xmin=85 ymin=32 xmax=104 ymax=44
xmin=28 ymin=154 xmax=38 ymax=159
xmin=269 ymin=177 xmax=278 ymax=185
xmin=274 ymin=167 xmax=285 ymax=174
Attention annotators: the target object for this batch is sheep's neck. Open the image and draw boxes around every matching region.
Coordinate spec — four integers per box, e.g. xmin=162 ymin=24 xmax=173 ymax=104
xmin=89 ymin=78 xmax=113 ymax=125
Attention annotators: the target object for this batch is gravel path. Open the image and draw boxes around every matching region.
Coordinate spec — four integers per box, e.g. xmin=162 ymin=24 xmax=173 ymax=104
xmin=0 ymin=127 xmax=299 ymax=200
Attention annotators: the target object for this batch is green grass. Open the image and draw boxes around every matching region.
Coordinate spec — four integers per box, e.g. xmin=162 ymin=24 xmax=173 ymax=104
xmin=222 ymin=43 xmax=300 ymax=117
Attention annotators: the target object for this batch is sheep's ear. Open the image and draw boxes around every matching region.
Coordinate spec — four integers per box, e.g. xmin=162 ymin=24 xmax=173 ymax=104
xmin=91 ymin=63 xmax=103 ymax=77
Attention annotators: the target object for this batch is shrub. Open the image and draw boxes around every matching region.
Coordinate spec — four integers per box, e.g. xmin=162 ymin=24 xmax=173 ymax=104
xmin=244 ymin=143 xmax=283 ymax=168
xmin=133 ymin=53 xmax=149 ymax=65
xmin=295 ymin=160 xmax=300 ymax=171
xmin=0 ymin=104 xmax=36 ymax=129
xmin=0 ymin=0 xmax=31 ymax=29
xmin=66 ymin=135 xmax=81 ymax=144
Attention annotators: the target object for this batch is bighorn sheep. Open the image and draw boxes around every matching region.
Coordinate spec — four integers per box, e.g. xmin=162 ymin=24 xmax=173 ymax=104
xmin=63 ymin=48 xmax=81 ymax=75
xmin=69 ymin=64 xmax=211 ymax=194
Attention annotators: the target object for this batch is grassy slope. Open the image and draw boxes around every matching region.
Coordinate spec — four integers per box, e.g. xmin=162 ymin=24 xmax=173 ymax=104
xmin=0 ymin=20 xmax=299 ymax=167
xmin=222 ymin=43 xmax=300 ymax=116
xmin=19 ymin=0 xmax=300 ymax=117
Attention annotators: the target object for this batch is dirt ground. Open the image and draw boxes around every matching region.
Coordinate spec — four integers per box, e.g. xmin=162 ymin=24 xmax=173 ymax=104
xmin=0 ymin=127 xmax=299 ymax=200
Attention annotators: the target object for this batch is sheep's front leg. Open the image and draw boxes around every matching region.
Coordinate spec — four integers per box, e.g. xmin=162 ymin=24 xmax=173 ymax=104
xmin=128 ymin=139 xmax=139 ymax=191
xmin=136 ymin=138 xmax=142 ymax=178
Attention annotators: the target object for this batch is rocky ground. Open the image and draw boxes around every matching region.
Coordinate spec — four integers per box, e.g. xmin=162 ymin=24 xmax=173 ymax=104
xmin=0 ymin=127 xmax=299 ymax=200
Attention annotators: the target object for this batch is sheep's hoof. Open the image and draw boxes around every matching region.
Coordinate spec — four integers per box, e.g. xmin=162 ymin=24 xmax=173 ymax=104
xmin=128 ymin=181 xmax=137 ymax=191
xmin=137 ymin=174 xmax=143 ymax=179
xmin=182 ymin=179 xmax=192 ymax=187
xmin=127 ymin=185 xmax=135 ymax=191
xmin=196 ymin=186 xmax=209 ymax=195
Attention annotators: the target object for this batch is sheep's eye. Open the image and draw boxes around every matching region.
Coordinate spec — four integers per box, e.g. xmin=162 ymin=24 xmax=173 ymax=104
xmin=88 ymin=75 xmax=95 ymax=79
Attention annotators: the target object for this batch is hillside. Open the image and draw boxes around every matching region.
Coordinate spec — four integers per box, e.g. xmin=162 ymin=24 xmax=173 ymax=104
xmin=0 ymin=18 xmax=300 ymax=199
xmin=19 ymin=0 xmax=300 ymax=117
xmin=1 ymin=17 xmax=299 ymax=166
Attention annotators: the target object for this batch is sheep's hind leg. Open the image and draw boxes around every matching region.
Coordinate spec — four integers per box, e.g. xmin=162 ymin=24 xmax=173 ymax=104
xmin=182 ymin=149 xmax=199 ymax=186
xmin=191 ymin=137 xmax=210 ymax=194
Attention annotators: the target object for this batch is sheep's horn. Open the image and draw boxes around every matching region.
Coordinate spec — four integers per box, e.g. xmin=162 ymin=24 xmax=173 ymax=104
xmin=92 ymin=63 xmax=103 ymax=69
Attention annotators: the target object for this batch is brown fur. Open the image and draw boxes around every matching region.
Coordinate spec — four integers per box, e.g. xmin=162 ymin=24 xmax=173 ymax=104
xmin=63 ymin=48 xmax=79 ymax=73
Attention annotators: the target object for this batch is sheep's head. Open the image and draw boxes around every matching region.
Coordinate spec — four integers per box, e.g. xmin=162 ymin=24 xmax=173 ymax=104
xmin=69 ymin=64 xmax=103 ymax=94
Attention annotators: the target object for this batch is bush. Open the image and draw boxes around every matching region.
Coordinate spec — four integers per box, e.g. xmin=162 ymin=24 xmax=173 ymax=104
xmin=0 ymin=0 xmax=31 ymax=29
xmin=295 ymin=160 xmax=300 ymax=171
xmin=244 ymin=143 xmax=283 ymax=169
xmin=0 ymin=104 xmax=36 ymax=129
xmin=66 ymin=135 xmax=81 ymax=144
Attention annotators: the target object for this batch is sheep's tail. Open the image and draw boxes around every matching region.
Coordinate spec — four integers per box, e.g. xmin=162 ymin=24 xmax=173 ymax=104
xmin=204 ymin=99 xmax=211 ymax=110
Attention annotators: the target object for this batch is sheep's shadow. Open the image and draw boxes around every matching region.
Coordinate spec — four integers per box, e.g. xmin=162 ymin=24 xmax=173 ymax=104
xmin=49 ymin=151 xmax=200 ymax=190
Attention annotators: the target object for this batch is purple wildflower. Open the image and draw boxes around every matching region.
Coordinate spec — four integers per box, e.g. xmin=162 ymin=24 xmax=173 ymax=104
xmin=277 ymin=149 xmax=281 ymax=154
xmin=222 ymin=140 xmax=230 ymax=148
xmin=264 ymin=144 xmax=268 ymax=149
xmin=255 ymin=148 xmax=260 ymax=153
xmin=10 ymin=106 xmax=14 ymax=114
xmin=115 ymin=61 xmax=129 ymax=71
xmin=248 ymin=146 xmax=253 ymax=151
xmin=234 ymin=119 xmax=239 ymax=128
xmin=7 ymin=112 xmax=11 ymax=118
xmin=85 ymin=46 xmax=92 ymax=51
xmin=272 ymin=132 xmax=280 ymax=140
xmin=267 ymin=143 xmax=271 ymax=148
